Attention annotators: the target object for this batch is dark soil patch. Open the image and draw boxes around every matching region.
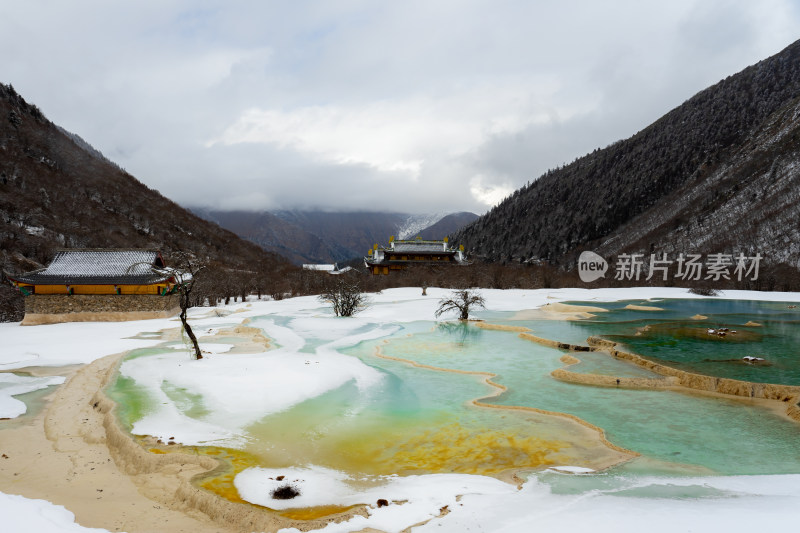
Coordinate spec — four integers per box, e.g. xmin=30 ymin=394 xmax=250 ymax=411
xmin=271 ymin=484 xmax=300 ymax=500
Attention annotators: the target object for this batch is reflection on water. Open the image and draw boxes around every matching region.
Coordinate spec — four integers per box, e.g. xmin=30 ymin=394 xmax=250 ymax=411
xmin=437 ymin=321 xmax=484 ymax=345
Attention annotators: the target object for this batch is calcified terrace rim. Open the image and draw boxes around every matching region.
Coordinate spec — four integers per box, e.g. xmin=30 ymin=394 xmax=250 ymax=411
xmin=97 ymin=313 xmax=799 ymax=528
xmin=98 ymin=319 xmax=636 ymax=528
xmin=508 ymin=328 xmax=800 ymax=423
xmin=96 ymin=353 xmax=372 ymax=531
xmin=372 ymin=336 xmax=639 ymax=465
xmin=96 ymin=326 xmax=373 ymax=531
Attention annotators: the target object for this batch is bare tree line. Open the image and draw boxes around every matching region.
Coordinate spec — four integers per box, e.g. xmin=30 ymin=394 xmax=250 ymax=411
xmin=5 ymin=257 xmax=800 ymax=324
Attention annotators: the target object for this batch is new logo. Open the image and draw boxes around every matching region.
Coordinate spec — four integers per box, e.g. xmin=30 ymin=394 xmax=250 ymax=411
xmin=578 ymin=251 xmax=608 ymax=283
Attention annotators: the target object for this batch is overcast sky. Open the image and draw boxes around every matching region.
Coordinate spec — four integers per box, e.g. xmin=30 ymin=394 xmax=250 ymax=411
xmin=2 ymin=1 xmax=799 ymax=215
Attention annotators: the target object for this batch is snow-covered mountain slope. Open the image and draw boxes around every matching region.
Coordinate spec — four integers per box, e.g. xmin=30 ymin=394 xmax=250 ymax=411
xmin=596 ymin=94 xmax=800 ymax=268
xmin=453 ymin=39 xmax=800 ymax=269
xmin=397 ymin=213 xmax=448 ymax=239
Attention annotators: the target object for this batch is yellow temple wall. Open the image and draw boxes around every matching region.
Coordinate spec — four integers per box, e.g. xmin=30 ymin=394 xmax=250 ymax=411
xmin=30 ymin=284 xmax=168 ymax=295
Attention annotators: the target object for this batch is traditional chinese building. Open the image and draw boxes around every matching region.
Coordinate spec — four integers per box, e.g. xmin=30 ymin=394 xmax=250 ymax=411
xmin=364 ymin=237 xmax=468 ymax=275
xmin=6 ymin=249 xmax=181 ymax=325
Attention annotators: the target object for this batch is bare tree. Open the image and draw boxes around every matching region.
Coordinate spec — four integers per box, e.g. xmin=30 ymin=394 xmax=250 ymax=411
xmin=167 ymin=252 xmax=206 ymax=359
xmin=435 ymin=289 xmax=486 ymax=320
xmin=319 ymin=278 xmax=368 ymax=317
xmin=136 ymin=251 xmax=206 ymax=360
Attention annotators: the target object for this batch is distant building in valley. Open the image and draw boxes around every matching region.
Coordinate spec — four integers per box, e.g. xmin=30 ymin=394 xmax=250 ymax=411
xmin=302 ymin=263 xmax=354 ymax=275
xmin=364 ymin=236 xmax=468 ymax=275
xmin=6 ymin=249 xmax=181 ymax=325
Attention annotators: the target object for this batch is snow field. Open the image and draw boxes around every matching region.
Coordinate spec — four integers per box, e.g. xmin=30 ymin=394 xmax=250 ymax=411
xmin=0 ymin=373 xmax=65 ymax=418
xmin=0 ymin=492 xmax=113 ymax=533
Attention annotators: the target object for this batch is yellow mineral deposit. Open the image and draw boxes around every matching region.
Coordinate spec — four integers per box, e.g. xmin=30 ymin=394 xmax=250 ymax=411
xmin=623 ymin=304 xmax=664 ymax=311
xmin=513 ymin=302 xmax=608 ymax=321
xmin=196 ymin=447 xmax=262 ymax=505
xmin=559 ymin=354 xmax=581 ymax=365
xmin=371 ymin=341 xmax=636 ymax=473
xmin=394 ymin=424 xmax=566 ymax=475
xmin=278 ymin=505 xmax=358 ymax=521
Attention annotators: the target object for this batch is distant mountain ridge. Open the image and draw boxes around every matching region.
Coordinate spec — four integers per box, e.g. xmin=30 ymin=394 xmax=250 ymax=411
xmin=453 ymin=39 xmax=800 ymax=270
xmin=193 ymin=209 xmax=478 ymax=265
xmin=397 ymin=213 xmax=449 ymax=239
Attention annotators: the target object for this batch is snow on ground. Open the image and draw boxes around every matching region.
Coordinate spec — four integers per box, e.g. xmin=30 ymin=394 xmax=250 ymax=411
xmin=287 ymin=316 xmax=372 ymax=341
xmin=0 ymin=492 xmax=113 ymax=533
xmin=3 ymin=286 xmax=800 ymax=531
xmin=0 ymin=373 xmax=65 ymax=418
xmin=3 ymin=286 xmax=795 ymax=371
xmin=408 ymin=473 xmax=800 ymax=533
xmin=235 ymin=466 xmax=514 ymax=533
xmin=254 ymin=468 xmax=800 ymax=533
xmin=0 ymin=317 xmax=178 ymax=370
xmin=546 ymin=466 xmax=595 ymax=474
xmin=164 ymin=342 xmax=234 ymax=354
xmin=120 ymin=318 xmax=399 ymax=446
xmin=219 ymin=287 xmax=800 ymax=324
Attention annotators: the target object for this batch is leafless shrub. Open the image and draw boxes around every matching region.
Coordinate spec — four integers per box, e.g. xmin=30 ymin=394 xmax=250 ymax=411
xmin=689 ymin=287 xmax=719 ymax=296
xmin=319 ymin=278 xmax=368 ymax=317
xmin=435 ymin=289 xmax=486 ymax=320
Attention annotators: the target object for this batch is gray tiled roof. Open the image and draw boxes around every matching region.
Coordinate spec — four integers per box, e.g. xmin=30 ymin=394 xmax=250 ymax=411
xmin=392 ymin=242 xmax=449 ymax=253
xmin=10 ymin=249 xmax=173 ymax=285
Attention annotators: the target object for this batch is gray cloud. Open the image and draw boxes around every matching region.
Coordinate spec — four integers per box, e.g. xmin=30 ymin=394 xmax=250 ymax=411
xmin=2 ymin=0 xmax=798 ymax=214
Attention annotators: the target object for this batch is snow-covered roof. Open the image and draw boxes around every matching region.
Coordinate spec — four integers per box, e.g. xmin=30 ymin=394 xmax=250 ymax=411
xmin=9 ymin=249 xmax=173 ymax=285
xmin=302 ymin=264 xmax=337 ymax=271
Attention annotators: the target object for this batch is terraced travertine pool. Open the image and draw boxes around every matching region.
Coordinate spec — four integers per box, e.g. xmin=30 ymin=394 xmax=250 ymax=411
xmin=105 ymin=296 xmax=800 ymax=522
xmin=499 ymin=298 xmax=800 ymax=384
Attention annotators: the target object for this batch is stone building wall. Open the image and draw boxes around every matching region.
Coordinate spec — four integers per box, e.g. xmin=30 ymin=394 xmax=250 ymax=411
xmin=22 ymin=294 xmax=181 ymax=325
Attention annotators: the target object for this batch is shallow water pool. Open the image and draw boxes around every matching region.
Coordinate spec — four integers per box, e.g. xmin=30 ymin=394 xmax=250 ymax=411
xmin=380 ymin=323 xmax=800 ymax=475
xmin=105 ymin=297 xmax=800 ymax=516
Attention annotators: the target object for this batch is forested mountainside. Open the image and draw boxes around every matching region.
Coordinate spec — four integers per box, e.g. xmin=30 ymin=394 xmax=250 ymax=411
xmin=193 ymin=209 xmax=478 ymax=265
xmin=0 ymin=82 xmax=291 ymax=278
xmin=454 ymin=39 xmax=800 ymax=268
xmin=592 ymin=94 xmax=800 ymax=266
